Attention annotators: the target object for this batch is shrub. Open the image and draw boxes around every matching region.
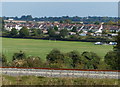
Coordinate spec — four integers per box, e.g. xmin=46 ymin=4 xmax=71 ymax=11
xmin=12 ymin=51 xmax=26 ymax=61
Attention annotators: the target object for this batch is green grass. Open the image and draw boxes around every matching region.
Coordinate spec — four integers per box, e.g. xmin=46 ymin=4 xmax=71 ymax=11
xmin=2 ymin=37 xmax=113 ymax=61
xmin=2 ymin=75 xmax=119 ymax=85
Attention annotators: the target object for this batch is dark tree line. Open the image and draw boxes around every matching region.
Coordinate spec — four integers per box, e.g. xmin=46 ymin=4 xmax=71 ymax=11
xmin=3 ymin=15 xmax=118 ymax=23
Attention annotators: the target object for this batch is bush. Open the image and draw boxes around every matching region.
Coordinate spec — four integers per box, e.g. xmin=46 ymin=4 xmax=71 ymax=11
xmin=0 ymin=54 xmax=7 ymax=63
xmin=0 ymin=54 xmax=7 ymax=66
xmin=26 ymin=56 xmax=43 ymax=67
xmin=12 ymin=51 xmax=26 ymax=61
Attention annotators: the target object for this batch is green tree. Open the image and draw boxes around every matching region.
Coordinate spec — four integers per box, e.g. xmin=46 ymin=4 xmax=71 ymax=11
xmin=68 ymin=50 xmax=82 ymax=68
xmin=105 ymin=32 xmax=120 ymax=70
xmin=114 ymin=32 xmax=120 ymax=52
xmin=9 ymin=28 xmax=18 ymax=37
xmin=59 ymin=29 xmax=69 ymax=38
xmin=69 ymin=35 xmax=80 ymax=40
xmin=48 ymin=28 xmax=56 ymax=37
xmin=104 ymin=51 xmax=119 ymax=70
xmin=107 ymin=21 xmax=115 ymax=25
xmin=0 ymin=18 xmax=5 ymax=31
xmin=31 ymin=29 xmax=38 ymax=36
xmin=59 ymin=20 xmax=63 ymax=23
xmin=71 ymin=26 xmax=77 ymax=32
xmin=19 ymin=27 xmax=29 ymax=37
xmin=46 ymin=49 xmax=64 ymax=63
xmin=54 ymin=26 xmax=58 ymax=31
xmin=102 ymin=30 xmax=107 ymax=35
xmin=37 ymin=29 xmax=42 ymax=35
xmin=64 ymin=19 xmax=72 ymax=24
xmin=94 ymin=21 xmax=100 ymax=25
xmin=63 ymin=53 xmax=73 ymax=68
xmin=82 ymin=52 xmax=100 ymax=69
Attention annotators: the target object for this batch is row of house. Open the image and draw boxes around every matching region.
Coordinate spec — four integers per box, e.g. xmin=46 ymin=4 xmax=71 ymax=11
xmin=4 ymin=20 xmax=120 ymax=36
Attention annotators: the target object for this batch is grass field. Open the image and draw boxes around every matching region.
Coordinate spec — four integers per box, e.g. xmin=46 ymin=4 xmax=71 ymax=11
xmin=2 ymin=75 xmax=119 ymax=85
xmin=2 ymin=37 xmax=113 ymax=61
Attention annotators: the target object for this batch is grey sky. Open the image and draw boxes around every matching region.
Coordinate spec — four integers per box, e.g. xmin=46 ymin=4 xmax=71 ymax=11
xmin=2 ymin=2 xmax=118 ymax=17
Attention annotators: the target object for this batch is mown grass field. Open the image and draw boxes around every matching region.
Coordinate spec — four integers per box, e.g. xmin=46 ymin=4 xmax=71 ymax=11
xmin=2 ymin=37 xmax=113 ymax=61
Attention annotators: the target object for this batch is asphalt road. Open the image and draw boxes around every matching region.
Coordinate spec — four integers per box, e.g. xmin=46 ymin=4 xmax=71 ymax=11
xmin=1 ymin=68 xmax=119 ymax=79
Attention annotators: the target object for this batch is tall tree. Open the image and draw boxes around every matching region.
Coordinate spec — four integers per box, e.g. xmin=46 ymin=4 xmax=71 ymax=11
xmin=114 ymin=32 xmax=120 ymax=52
xmin=9 ymin=28 xmax=18 ymax=37
xmin=19 ymin=27 xmax=29 ymax=37
xmin=105 ymin=32 xmax=120 ymax=70
xmin=54 ymin=26 xmax=58 ymax=31
xmin=31 ymin=29 xmax=38 ymax=36
xmin=59 ymin=29 xmax=69 ymax=38
xmin=37 ymin=29 xmax=42 ymax=35
xmin=104 ymin=51 xmax=119 ymax=70
xmin=48 ymin=28 xmax=56 ymax=37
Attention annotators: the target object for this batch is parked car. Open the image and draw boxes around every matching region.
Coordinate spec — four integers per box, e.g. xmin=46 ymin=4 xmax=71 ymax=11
xmin=94 ymin=42 xmax=103 ymax=45
xmin=109 ymin=42 xmax=117 ymax=45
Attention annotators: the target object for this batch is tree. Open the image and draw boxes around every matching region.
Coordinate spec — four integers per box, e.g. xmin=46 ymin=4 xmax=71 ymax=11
xmin=48 ymin=28 xmax=56 ymax=37
xmin=20 ymin=15 xmax=33 ymax=21
xmin=64 ymin=19 xmax=72 ymax=24
xmin=26 ymin=15 xmax=33 ymax=21
xmin=71 ymin=26 xmax=77 ymax=32
xmin=102 ymin=30 xmax=107 ymax=35
xmin=9 ymin=28 xmax=18 ymax=37
xmin=54 ymin=26 xmax=58 ymax=31
xmin=12 ymin=51 xmax=26 ymax=61
xmin=68 ymin=50 xmax=82 ymax=68
xmin=94 ymin=21 xmax=100 ymax=25
xmin=63 ymin=53 xmax=73 ymax=68
xmin=82 ymin=52 xmax=100 ymax=69
xmin=59 ymin=20 xmax=63 ymax=23
xmin=69 ymin=35 xmax=80 ymax=40
xmin=114 ymin=32 xmax=120 ymax=52
xmin=107 ymin=21 xmax=115 ymax=25
xmin=104 ymin=51 xmax=119 ymax=70
xmin=31 ymin=29 xmax=38 ymax=36
xmin=105 ymin=32 xmax=120 ymax=70
xmin=46 ymin=49 xmax=64 ymax=63
xmin=1 ymin=18 xmax=5 ymax=31
xmin=19 ymin=27 xmax=29 ymax=37
xmin=37 ymin=29 xmax=42 ymax=35
xmin=59 ymin=29 xmax=69 ymax=38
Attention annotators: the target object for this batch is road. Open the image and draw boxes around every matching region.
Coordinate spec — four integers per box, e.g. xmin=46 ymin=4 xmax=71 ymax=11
xmin=1 ymin=68 xmax=120 ymax=79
